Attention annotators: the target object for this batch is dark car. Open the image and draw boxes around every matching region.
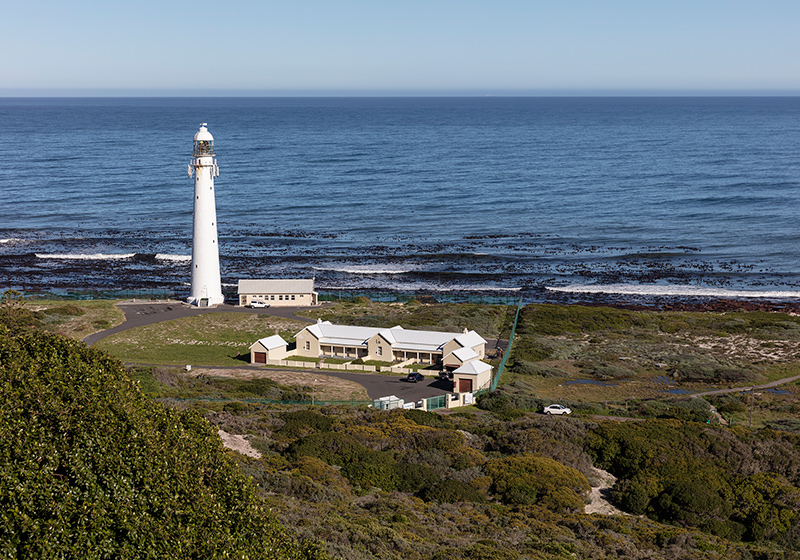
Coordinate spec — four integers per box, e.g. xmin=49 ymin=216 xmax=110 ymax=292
xmin=407 ymin=372 xmax=425 ymax=383
xmin=438 ymin=371 xmax=452 ymax=381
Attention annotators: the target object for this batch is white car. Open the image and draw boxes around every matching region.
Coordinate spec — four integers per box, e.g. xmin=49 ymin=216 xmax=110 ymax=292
xmin=249 ymin=300 xmax=269 ymax=308
xmin=543 ymin=404 xmax=572 ymax=415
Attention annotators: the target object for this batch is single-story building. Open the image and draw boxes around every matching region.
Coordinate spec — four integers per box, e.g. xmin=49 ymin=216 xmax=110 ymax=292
xmin=294 ymin=320 xmax=487 ymax=365
xmin=249 ymin=334 xmax=289 ymax=363
xmin=238 ymin=279 xmax=318 ymax=307
xmin=452 ymin=359 xmax=493 ymax=393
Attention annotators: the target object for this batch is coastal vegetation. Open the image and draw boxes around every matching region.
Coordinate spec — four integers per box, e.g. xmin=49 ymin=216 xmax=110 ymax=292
xmin=0 ymin=313 xmax=324 ymax=558
xmin=5 ymin=295 xmax=800 ymax=558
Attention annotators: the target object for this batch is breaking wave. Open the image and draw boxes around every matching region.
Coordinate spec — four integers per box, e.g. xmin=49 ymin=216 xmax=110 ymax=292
xmin=155 ymin=254 xmax=192 ymax=263
xmin=36 ymin=253 xmax=136 ymax=261
xmin=546 ymin=284 xmax=800 ymax=300
xmin=312 ymin=265 xmax=418 ymax=275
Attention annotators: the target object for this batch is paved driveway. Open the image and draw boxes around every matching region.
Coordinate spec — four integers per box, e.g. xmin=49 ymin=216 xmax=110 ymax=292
xmin=318 ymin=370 xmax=453 ymax=401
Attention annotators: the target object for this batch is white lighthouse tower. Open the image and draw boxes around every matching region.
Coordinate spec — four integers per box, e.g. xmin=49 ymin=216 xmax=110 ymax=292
xmin=187 ymin=123 xmax=224 ymax=307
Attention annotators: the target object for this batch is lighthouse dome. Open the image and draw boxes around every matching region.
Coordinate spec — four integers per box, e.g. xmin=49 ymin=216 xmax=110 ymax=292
xmin=194 ymin=123 xmax=214 ymax=142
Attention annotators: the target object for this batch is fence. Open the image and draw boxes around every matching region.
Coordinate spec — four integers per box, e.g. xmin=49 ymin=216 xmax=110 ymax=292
xmin=317 ymin=290 xmax=522 ymax=306
xmin=262 ymin=358 xmax=417 ymax=375
xmin=169 ymin=397 xmax=372 ymax=407
xmin=490 ymin=296 xmax=524 ymax=391
xmin=424 ymin=394 xmax=448 ymax=411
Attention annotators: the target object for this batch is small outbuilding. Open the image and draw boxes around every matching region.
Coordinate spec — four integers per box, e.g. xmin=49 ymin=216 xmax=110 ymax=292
xmin=238 ymin=279 xmax=318 ymax=307
xmin=452 ymin=360 xmax=493 ymax=393
xmin=249 ymin=334 xmax=289 ymax=364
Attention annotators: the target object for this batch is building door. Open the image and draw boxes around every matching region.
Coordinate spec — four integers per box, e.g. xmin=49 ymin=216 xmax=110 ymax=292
xmin=254 ymin=352 xmax=267 ymax=364
xmin=458 ymin=378 xmax=473 ymax=393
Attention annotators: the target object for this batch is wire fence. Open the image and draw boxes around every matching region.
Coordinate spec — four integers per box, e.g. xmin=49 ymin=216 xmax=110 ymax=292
xmin=165 ymin=397 xmax=373 ymax=407
xmin=490 ymin=296 xmax=524 ymax=391
xmin=317 ymin=290 xmax=523 ymax=306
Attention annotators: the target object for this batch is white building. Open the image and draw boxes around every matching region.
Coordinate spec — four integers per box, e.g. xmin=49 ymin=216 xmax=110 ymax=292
xmin=294 ymin=320 xmax=487 ymax=365
xmin=238 ymin=279 xmax=318 ymax=307
xmin=249 ymin=334 xmax=289 ymax=364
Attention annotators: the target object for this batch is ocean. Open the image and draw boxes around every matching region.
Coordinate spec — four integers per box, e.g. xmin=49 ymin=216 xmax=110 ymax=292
xmin=1 ymin=96 xmax=799 ymax=304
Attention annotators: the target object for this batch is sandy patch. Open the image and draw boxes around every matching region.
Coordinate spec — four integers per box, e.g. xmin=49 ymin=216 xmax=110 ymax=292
xmin=585 ymin=466 xmax=626 ymax=516
xmin=218 ymin=429 xmax=261 ymax=458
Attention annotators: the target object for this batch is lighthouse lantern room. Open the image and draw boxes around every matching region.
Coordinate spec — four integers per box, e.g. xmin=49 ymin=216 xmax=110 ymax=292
xmin=187 ymin=123 xmax=224 ymax=307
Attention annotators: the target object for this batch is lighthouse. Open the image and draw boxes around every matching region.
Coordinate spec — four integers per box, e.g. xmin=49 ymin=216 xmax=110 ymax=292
xmin=187 ymin=123 xmax=224 ymax=307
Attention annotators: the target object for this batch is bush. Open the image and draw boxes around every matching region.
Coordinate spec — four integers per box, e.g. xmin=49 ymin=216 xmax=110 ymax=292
xmin=0 ymin=326 xmax=323 ymax=559
xmin=485 ymin=453 xmax=590 ymax=513
xmin=420 ymin=479 xmax=485 ymax=503
xmin=277 ymin=410 xmax=335 ymax=438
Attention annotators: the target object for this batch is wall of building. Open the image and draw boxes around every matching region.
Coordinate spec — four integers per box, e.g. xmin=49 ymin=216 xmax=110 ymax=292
xmin=294 ymin=331 xmax=320 ymax=358
xmin=240 ymin=293 xmax=315 ymax=307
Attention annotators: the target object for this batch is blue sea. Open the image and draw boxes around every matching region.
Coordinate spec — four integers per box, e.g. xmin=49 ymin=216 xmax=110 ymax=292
xmin=1 ymin=96 xmax=799 ymax=304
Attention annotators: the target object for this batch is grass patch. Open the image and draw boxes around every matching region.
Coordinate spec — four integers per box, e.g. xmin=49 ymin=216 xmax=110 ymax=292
xmin=25 ymin=299 xmax=125 ymax=340
xmin=95 ymin=313 xmax=309 ymax=366
xmin=299 ymin=301 xmax=512 ymax=339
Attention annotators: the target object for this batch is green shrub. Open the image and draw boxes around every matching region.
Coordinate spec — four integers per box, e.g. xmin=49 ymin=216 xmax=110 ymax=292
xmin=402 ymin=408 xmax=446 ymax=428
xmin=419 ymin=479 xmax=485 ymax=503
xmin=485 ymin=453 xmax=590 ymax=513
xmin=0 ymin=326 xmax=323 ymax=559
xmin=45 ymin=304 xmax=86 ymax=316
xmin=277 ymin=410 xmax=335 ymax=439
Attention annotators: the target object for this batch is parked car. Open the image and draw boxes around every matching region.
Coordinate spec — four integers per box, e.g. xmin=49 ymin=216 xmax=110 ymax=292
xmin=543 ymin=404 xmax=572 ymax=415
xmin=407 ymin=372 xmax=425 ymax=383
xmin=438 ymin=371 xmax=452 ymax=381
xmin=250 ymin=300 xmax=269 ymax=308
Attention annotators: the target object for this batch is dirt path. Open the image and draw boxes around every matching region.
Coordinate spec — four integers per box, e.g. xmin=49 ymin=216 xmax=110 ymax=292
xmin=218 ymin=429 xmax=262 ymax=458
xmin=585 ymin=467 xmax=625 ymax=516
xmin=690 ymin=373 xmax=800 ymax=398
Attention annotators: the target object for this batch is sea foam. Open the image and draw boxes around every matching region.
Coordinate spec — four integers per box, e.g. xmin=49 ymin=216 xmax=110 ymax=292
xmin=546 ymin=284 xmax=800 ymax=300
xmin=313 ymin=265 xmax=417 ymax=275
xmin=155 ymin=254 xmax=192 ymax=263
xmin=36 ymin=253 xmax=136 ymax=261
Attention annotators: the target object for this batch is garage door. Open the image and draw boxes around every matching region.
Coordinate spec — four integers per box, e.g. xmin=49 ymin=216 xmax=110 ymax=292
xmin=254 ymin=352 xmax=267 ymax=364
xmin=458 ymin=378 xmax=473 ymax=393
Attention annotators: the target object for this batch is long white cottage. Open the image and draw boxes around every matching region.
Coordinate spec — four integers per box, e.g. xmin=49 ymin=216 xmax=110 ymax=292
xmin=294 ymin=320 xmax=487 ymax=365
xmin=238 ymin=279 xmax=318 ymax=307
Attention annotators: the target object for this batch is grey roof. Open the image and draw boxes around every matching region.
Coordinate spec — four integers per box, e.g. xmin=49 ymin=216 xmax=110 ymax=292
xmin=238 ymin=279 xmax=315 ymax=294
xmin=453 ymin=360 xmax=492 ymax=375
xmin=299 ymin=321 xmax=483 ymax=354
xmin=455 ymin=330 xmax=487 ymax=348
xmin=250 ymin=334 xmax=288 ymax=351
xmin=444 ymin=346 xmax=479 ymax=364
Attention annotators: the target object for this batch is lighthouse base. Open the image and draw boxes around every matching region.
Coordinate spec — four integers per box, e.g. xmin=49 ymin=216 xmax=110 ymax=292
xmin=187 ymin=294 xmax=225 ymax=307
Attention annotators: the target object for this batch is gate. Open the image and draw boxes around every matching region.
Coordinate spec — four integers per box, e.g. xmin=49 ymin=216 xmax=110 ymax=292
xmin=425 ymin=394 xmax=447 ymax=411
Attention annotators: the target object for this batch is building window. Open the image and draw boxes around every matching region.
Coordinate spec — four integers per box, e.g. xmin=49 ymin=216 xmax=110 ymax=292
xmin=291 ymin=295 xmax=296 ymax=300
xmin=279 ymin=295 xmax=283 ymax=301
xmin=270 ymin=295 xmax=274 ymax=300
xmin=377 ymin=346 xmax=383 ymax=357
xmin=305 ymin=341 xmax=310 ymax=351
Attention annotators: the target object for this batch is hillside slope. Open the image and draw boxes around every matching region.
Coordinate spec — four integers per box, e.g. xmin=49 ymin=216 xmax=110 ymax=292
xmin=0 ymin=325 xmax=324 ymax=559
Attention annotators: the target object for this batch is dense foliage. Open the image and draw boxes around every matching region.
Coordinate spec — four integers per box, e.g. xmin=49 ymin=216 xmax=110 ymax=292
xmin=508 ymin=303 xmax=800 ymax=385
xmin=196 ymin=398 xmax=800 ymax=559
xmin=587 ymin=419 xmax=800 ymax=546
xmin=0 ymin=325 xmax=324 ymax=559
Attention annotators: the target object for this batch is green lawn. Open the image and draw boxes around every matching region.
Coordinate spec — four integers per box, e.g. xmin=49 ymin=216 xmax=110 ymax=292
xmin=95 ymin=313 xmax=308 ymax=366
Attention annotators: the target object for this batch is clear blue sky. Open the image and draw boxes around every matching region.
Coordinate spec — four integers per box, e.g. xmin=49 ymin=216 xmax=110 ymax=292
xmin=3 ymin=0 xmax=799 ymax=95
